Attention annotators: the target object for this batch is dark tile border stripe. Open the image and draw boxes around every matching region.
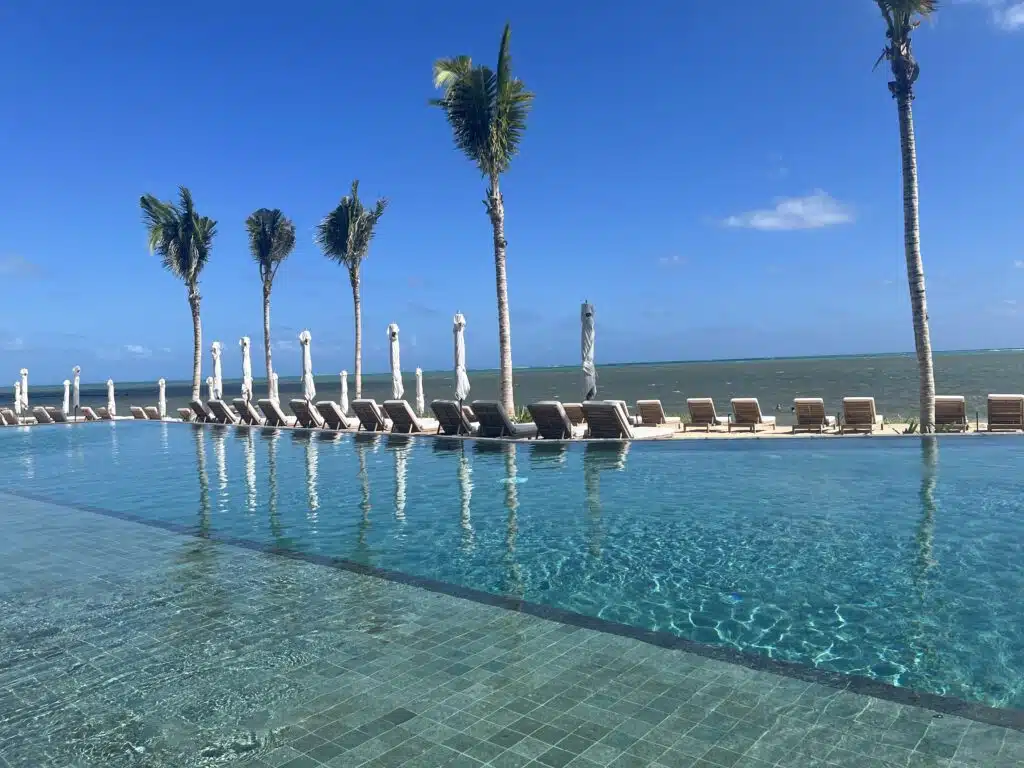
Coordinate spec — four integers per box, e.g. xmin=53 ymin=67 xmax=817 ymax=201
xmin=3 ymin=486 xmax=1022 ymax=732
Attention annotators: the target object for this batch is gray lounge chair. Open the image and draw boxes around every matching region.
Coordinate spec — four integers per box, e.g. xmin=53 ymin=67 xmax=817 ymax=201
xmin=144 ymin=406 xmax=162 ymax=421
xmin=208 ymin=399 xmax=239 ymax=425
xmin=636 ymin=400 xmax=682 ymax=428
xmin=32 ymin=406 xmax=54 ymax=424
xmin=177 ymin=407 xmax=194 ymax=422
xmin=527 ymin=401 xmax=577 ymax=440
xmin=383 ymin=400 xmax=430 ymax=433
xmin=97 ymin=406 xmax=112 ymax=420
xmin=562 ymin=403 xmax=586 ymax=426
xmin=46 ymin=406 xmax=70 ymax=423
xmin=130 ymin=406 xmax=148 ymax=420
xmin=793 ymin=398 xmax=837 ymax=434
xmin=431 ymin=400 xmax=478 ymax=436
xmin=987 ymin=394 xmax=1024 ymax=431
xmin=81 ymin=406 xmax=99 ymax=421
xmin=841 ymin=397 xmax=884 ymax=434
xmin=257 ymin=398 xmax=292 ymax=427
xmin=233 ymin=398 xmax=265 ymax=426
xmin=581 ymin=400 xmax=634 ymax=439
xmin=316 ymin=401 xmax=356 ymax=430
xmin=189 ymin=400 xmax=213 ymax=423
xmin=352 ymin=399 xmax=391 ymax=432
xmin=685 ymin=398 xmax=728 ymax=432
xmin=934 ymin=395 xmax=967 ymax=432
xmin=290 ymin=399 xmax=325 ymax=428
xmin=1 ymin=409 xmax=19 ymax=425
xmin=730 ymin=398 xmax=776 ymax=433
xmin=471 ymin=400 xmax=538 ymax=439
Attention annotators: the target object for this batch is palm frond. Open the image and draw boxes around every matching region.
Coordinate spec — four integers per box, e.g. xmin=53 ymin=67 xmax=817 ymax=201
xmin=246 ymin=208 xmax=296 ymax=284
xmin=434 ymin=56 xmax=474 ymax=91
xmin=139 ymin=187 xmax=216 ymax=286
xmin=316 ymin=180 xmax=388 ymax=274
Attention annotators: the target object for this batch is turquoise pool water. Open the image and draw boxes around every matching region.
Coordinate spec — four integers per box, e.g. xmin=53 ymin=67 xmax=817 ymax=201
xmin=1 ymin=422 xmax=1022 ymax=711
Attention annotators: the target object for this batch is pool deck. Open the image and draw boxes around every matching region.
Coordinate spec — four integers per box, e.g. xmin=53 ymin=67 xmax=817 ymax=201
xmin=1 ymin=493 xmax=1020 ymax=767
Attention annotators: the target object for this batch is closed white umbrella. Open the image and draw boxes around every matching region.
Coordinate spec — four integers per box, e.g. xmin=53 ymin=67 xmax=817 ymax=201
xmin=305 ymin=438 xmax=320 ymax=514
xmin=240 ymin=337 xmax=253 ymax=403
xmin=158 ymin=378 xmax=167 ymax=419
xmin=459 ymin=450 xmax=474 ymax=550
xmin=106 ymin=379 xmax=116 ymax=417
xmin=388 ymin=324 xmax=403 ymax=399
xmin=339 ymin=370 xmax=349 ymax=414
xmin=415 ymin=368 xmax=425 ymax=416
xmin=244 ymin=429 xmax=257 ymax=512
xmin=581 ymin=301 xmax=597 ymax=401
xmin=72 ymin=366 xmax=81 ymax=415
xmin=206 ymin=376 xmax=215 ymax=402
xmin=210 ymin=341 xmax=223 ymax=400
xmin=13 ymin=381 xmax=21 ymax=417
xmin=299 ymin=330 xmax=315 ymax=401
xmin=19 ymin=369 xmax=28 ymax=411
xmin=453 ymin=313 xmax=470 ymax=403
xmin=62 ymin=380 xmax=70 ymax=414
xmin=394 ymin=441 xmax=408 ymax=521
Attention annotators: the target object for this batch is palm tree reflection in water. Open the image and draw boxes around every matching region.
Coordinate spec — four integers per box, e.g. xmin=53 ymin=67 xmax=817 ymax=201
xmin=583 ymin=442 xmax=630 ymax=559
xmin=354 ymin=434 xmax=376 ymax=562
xmin=297 ymin=432 xmax=320 ymax=526
xmin=474 ymin=441 xmax=524 ymax=597
xmin=192 ymin=426 xmax=211 ymax=538
xmin=908 ymin=436 xmax=940 ymax=682
xmin=265 ymin=428 xmax=285 ymax=546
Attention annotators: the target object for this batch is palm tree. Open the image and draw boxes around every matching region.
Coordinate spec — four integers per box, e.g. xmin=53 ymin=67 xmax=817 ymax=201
xmin=140 ymin=187 xmax=217 ymax=401
xmin=876 ymin=0 xmax=937 ymax=432
xmin=314 ymin=181 xmax=388 ymax=399
xmin=246 ymin=208 xmax=296 ymax=397
xmin=431 ymin=24 xmax=534 ymax=415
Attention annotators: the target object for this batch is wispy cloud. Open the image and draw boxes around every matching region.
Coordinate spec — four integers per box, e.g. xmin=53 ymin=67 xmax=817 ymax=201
xmin=273 ymin=339 xmax=296 ymax=352
xmin=0 ymin=255 xmax=44 ymax=278
xmin=124 ymin=344 xmax=152 ymax=358
xmin=959 ymin=0 xmax=1024 ymax=29
xmin=658 ymin=254 xmax=685 ymax=267
xmin=1014 ymin=260 xmax=1024 ymax=268
xmin=723 ymin=191 xmax=854 ymax=231
xmin=0 ymin=334 xmax=25 ymax=351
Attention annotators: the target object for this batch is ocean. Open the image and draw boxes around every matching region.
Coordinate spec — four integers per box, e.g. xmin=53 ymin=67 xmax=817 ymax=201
xmin=7 ymin=350 xmax=1023 ymax=427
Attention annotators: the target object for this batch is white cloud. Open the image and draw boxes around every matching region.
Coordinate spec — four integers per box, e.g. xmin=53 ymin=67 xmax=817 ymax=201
xmin=1003 ymin=3 xmax=1024 ymax=28
xmin=160 ymin=347 xmax=172 ymax=354
xmin=658 ymin=254 xmax=685 ymax=266
xmin=960 ymin=0 xmax=1024 ymax=29
xmin=723 ymin=191 xmax=854 ymax=231
xmin=124 ymin=344 xmax=152 ymax=358
xmin=1005 ymin=299 xmax=1018 ymax=305
xmin=273 ymin=339 xmax=296 ymax=352
xmin=1014 ymin=260 xmax=1024 ymax=268
xmin=1 ymin=336 xmax=24 ymax=351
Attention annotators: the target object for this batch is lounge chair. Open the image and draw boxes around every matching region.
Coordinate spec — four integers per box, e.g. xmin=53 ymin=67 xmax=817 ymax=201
xmin=144 ymin=406 xmax=162 ymax=421
xmin=841 ymin=397 xmax=885 ymax=434
xmin=352 ymin=399 xmax=391 ymax=432
xmin=207 ymin=399 xmax=239 ymax=425
xmin=934 ymin=395 xmax=968 ymax=432
xmin=562 ymin=403 xmax=586 ymax=426
xmin=177 ymin=407 xmax=194 ymax=422
xmin=1 ymin=409 xmax=19 ymax=425
xmin=233 ymin=398 xmax=265 ymax=426
xmin=290 ymin=399 xmax=325 ymax=429
xmin=471 ymin=400 xmax=539 ymax=439
xmin=636 ymin=400 xmax=682 ymax=428
xmin=527 ymin=401 xmax=581 ymax=440
xmin=986 ymin=394 xmax=1024 ymax=432
xmin=383 ymin=400 xmax=431 ymax=433
xmin=685 ymin=398 xmax=728 ymax=432
xmin=793 ymin=398 xmax=837 ymax=433
xmin=315 ymin=401 xmax=356 ymax=430
xmin=582 ymin=400 xmax=634 ymax=439
xmin=130 ymin=406 xmax=148 ymax=420
xmin=431 ymin=400 xmax=479 ymax=436
xmin=189 ymin=400 xmax=213 ymax=423
xmin=97 ymin=406 xmax=112 ymax=420
xmin=81 ymin=406 xmax=99 ymax=421
xmin=257 ymin=398 xmax=292 ymax=427
xmin=46 ymin=407 xmax=70 ymax=424
xmin=32 ymin=406 xmax=54 ymax=424
xmin=729 ymin=398 xmax=776 ymax=433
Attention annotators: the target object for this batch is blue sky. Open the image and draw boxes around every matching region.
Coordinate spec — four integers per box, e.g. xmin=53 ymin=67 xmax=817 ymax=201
xmin=0 ymin=1 xmax=1021 ymax=384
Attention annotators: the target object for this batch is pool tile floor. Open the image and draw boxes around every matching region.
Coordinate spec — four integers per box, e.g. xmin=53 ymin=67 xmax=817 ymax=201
xmin=0 ymin=493 xmax=1020 ymax=767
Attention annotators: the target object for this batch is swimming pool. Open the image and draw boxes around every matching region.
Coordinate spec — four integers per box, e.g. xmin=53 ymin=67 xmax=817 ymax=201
xmin=1 ymin=422 xmax=1022 ymax=712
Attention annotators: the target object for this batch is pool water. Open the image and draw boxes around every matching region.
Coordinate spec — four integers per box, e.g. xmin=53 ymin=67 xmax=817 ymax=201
xmin=1 ymin=422 xmax=1022 ymax=711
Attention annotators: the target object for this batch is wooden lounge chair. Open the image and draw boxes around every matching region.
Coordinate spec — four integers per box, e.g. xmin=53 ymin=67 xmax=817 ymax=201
xmin=471 ymin=400 xmax=539 ymax=439
xmin=730 ymin=398 xmax=776 ymax=433
xmin=1 ymin=409 xmax=19 ymax=425
xmin=685 ymin=398 xmax=728 ymax=432
xmin=431 ymin=399 xmax=478 ymax=436
xmin=528 ymin=401 xmax=579 ymax=440
xmin=46 ymin=406 xmax=70 ymax=423
xmin=636 ymin=400 xmax=682 ymax=428
xmin=352 ymin=399 xmax=391 ymax=432
xmin=562 ymin=403 xmax=586 ymax=426
xmin=934 ymin=396 xmax=968 ymax=432
xmin=144 ymin=406 xmax=161 ymax=420
xmin=189 ymin=400 xmax=213 ymax=423
xmin=383 ymin=400 xmax=430 ymax=433
xmin=233 ymin=398 xmax=265 ymax=426
xmin=207 ymin=399 xmax=239 ymax=425
xmin=986 ymin=394 xmax=1024 ymax=431
xmin=290 ymin=399 xmax=325 ymax=428
xmin=582 ymin=400 xmax=634 ymax=439
xmin=97 ymin=406 xmax=112 ymax=420
xmin=130 ymin=406 xmax=148 ymax=420
xmin=32 ymin=406 xmax=54 ymax=424
xmin=177 ymin=407 xmax=194 ymax=422
xmin=257 ymin=398 xmax=292 ymax=427
xmin=793 ymin=398 xmax=837 ymax=433
xmin=840 ymin=397 xmax=884 ymax=434
xmin=316 ymin=401 xmax=355 ymax=430
xmin=81 ymin=406 xmax=99 ymax=421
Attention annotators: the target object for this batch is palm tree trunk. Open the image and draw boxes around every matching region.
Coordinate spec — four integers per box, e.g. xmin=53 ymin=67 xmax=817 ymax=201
xmin=488 ymin=174 xmax=515 ymax=415
xmin=262 ymin=283 xmax=274 ymax=397
xmin=188 ymin=287 xmax=203 ymax=402
xmin=896 ymin=91 xmax=936 ymax=432
xmin=350 ymin=268 xmax=363 ymax=399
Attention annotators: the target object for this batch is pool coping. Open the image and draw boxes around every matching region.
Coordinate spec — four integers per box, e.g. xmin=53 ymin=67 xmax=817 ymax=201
xmin=3 ymin=485 xmax=1023 ymax=733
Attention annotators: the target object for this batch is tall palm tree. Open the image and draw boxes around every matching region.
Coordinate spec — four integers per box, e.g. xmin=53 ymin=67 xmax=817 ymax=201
xmin=315 ymin=181 xmax=388 ymax=399
xmin=876 ymin=0 xmax=937 ymax=432
xmin=140 ymin=187 xmax=217 ymax=401
xmin=431 ymin=24 xmax=534 ymax=415
xmin=246 ymin=208 xmax=296 ymax=397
